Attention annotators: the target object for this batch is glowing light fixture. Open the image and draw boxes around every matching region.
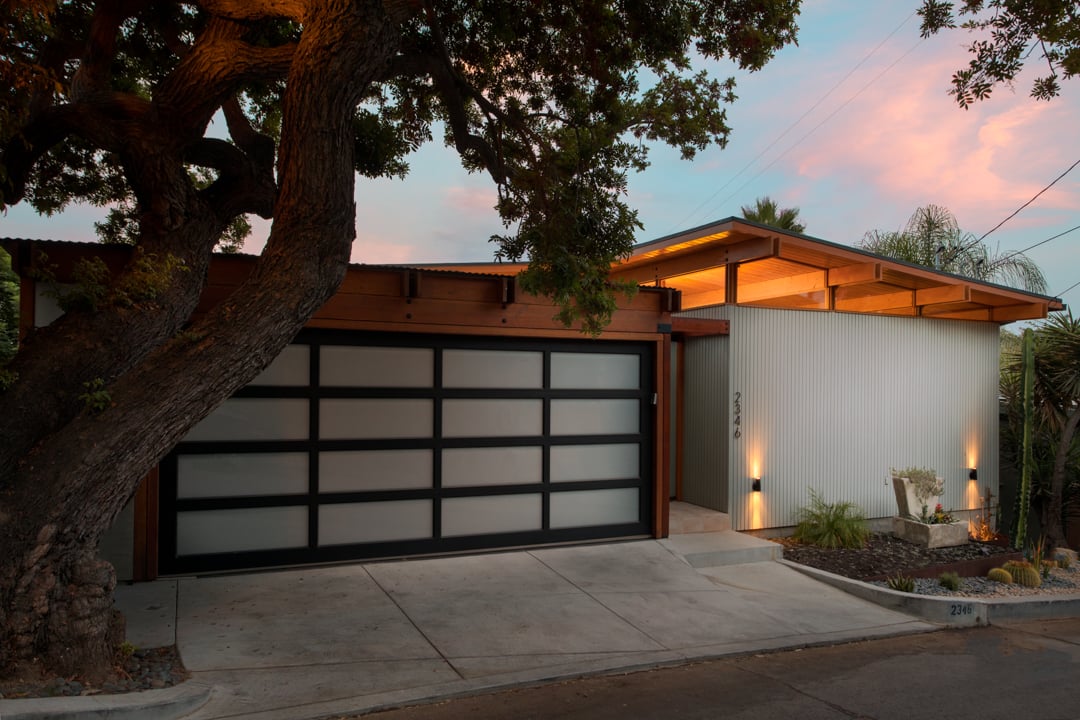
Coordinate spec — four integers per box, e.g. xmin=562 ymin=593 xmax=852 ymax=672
xmin=968 ymin=467 xmax=978 ymax=481
xmin=751 ymin=477 xmax=762 ymax=492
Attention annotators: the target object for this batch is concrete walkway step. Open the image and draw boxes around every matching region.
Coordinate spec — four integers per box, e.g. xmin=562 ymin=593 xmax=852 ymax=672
xmin=660 ymin=530 xmax=782 ymax=568
xmin=668 ymin=501 xmax=731 ymax=534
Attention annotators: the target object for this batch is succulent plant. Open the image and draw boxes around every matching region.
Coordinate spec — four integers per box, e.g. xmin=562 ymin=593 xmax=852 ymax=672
xmin=987 ymin=567 xmax=1013 ymax=584
xmin=886 ymin=574 xmax=916 ymax=592
xmin=938 ymin=571 xmax=961 ymax=591
xmin=1003 ymin=561 xmax=1041 ymax=588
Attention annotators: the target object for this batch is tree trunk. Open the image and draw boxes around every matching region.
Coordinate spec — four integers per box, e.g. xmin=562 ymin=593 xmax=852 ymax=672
xmin=0 ymin=0 xmax=400 ymax=678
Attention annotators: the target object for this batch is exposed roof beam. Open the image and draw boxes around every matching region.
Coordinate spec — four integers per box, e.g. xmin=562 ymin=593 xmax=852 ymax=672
xmin=992 ymin=303 xmax=1049 ymax=322
xmin=828 ymin=262 xmax=882 ymax=287
xmin=610 ymin=236 xmax=779 ymax=283
xmin=835 ymin=290 xmax=914 ymax=313
xmin=915 ymin=284 xmax=969 ymax=306
xmin=738 ymin=270 xmax=827 ymax=303
xmin=670 ymin=317 xmax=730 ymax=336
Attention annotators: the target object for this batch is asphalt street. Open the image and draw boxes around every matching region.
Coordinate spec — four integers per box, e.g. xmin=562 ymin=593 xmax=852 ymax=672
xmin=352 ymin=617 xmax=1080 ymax=720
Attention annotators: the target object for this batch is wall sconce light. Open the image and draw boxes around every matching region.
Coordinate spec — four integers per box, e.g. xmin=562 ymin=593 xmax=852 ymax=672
xmin=751 ymin=477 xmax=762 ymax=492
xmin=968 ymin=468 xmax=978 ymax=481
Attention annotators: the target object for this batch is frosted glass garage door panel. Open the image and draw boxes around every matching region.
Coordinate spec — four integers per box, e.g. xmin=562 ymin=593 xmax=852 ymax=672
xmin=184 ymin=398 xmax=309 ymax=442
xmin=442 ymin=447 xmax=542 ymax=487
xmin=177 ymin=507 xmax=307 ymax=555
xmin=549 ymin=488 xmax=639 ymax=529
xmin=441 ymin=495 xmax=542 ymax=536
xmin=319 ymin=500 xmax=432 ymax=545
xmin=320 ymin=450 xmax=432 ymax=492
xmin=443 ymin=349 xmax=543 ymax=388
xmin=250 ymin=345 xmax=309 ymax=386
xmin=177 ymin=453 xmax=308 ymax=498
xmin=550 ymin=352 xmax=640 ymax=390
xmin=550 ymin=399 xmax=639 ymax=436
xmin=550 ymin=444 xmax=639 ymax=482
xmin=320 ymin=346 xmax=433 ymax=387
xmin=442 ymin=399 xmax=542 ymax=437
xmin=320 ymin=399 xmax=433 ymax=439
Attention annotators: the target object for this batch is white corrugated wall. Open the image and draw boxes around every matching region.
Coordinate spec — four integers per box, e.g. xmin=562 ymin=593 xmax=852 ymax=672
xmin=681 ymin=305 xmax=999 ymax=531
xmin=681 ymin=306 xmax=732 ymax=511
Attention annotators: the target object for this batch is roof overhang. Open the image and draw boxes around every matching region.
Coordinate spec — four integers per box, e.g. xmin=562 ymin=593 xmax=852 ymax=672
xmin=613 ymin=218 xmax=1065 ymax=322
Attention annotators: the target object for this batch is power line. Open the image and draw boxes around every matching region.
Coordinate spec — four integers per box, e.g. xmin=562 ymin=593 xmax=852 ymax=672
xmin=997 ymin=223 xmax=1080 ymax=264
xmin=669 ymin=11 xmax=918 ymax=231
xmin=974 ymin=157 xmax=1080 ymax=244
xmin=1056 ymin=278 xmax=1080 ymax=298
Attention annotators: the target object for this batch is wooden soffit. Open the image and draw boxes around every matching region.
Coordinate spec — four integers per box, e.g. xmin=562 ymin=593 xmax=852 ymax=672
xmin=613 ymin=218 xmax=1064 ymax=323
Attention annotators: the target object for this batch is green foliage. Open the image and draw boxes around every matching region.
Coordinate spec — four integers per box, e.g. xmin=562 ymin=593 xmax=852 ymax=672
xmin=1055 ymin=552 xmax=1073 ymax=569
xmin=78 ymin=378 xmax=111 ymax=414
xmin=1027 ymin=535 xmax=1048 ymax=574
xmin=0 ymin=248 xmax=18 ymax=366
xmin=1003 ymin=560 xmax=1041 ymax=588
xmin=938 ymin=571 xmax=961 ymax=592
xmin=1 ymin=1 xmax=803 ymax=336
xmin=986 ymin=567 xmax=1013 ymax=584
xmin=858 ymin=205 xmax=1046 ymax=292
xmin=918 ymin=1 xmax=1080 ymax=106
xmin=886 ymin=574 xmax=916 ymax=593
xmin=792 ymin=489 xmax=869 ymax=549
xmin=739 ymin=196 xmax=806 ymax=233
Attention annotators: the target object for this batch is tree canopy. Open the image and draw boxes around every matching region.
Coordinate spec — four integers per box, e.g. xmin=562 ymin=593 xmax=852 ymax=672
xmin=739 ymin=195 xmax=806 ymax=233
xmin=919 ymin=0 xmax=1080 ymax=106
xmin=857 ymin=204 xmax=1047 ymax=292
xmin=0 ymin=0 xmax=802 ymax=679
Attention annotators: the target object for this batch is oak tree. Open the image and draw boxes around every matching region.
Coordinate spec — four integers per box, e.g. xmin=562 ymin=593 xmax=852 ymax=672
xmin=0 ymin=0 xmax=800 ymax=680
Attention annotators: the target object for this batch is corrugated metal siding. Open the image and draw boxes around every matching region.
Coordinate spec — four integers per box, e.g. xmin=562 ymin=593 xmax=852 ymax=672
xmin=680 ymin=305 xmax=731 ymax=511
xmin=682 ymin=305 xmax=999 ymax=531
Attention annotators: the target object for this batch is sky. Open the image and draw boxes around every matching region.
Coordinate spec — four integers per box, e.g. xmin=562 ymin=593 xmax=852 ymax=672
xmin=3 ymin=1 xmax=1079 ymax=306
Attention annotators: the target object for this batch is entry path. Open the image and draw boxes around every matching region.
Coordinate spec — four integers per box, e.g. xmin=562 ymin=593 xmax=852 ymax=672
xmin=353 ymin=617 xmax=1080 ymax=720
xmin=153 ymin=539 xmax=931 ymax=720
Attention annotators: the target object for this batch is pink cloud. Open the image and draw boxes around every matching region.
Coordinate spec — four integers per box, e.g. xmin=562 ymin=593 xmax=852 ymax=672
xmin=443 ymin=185 xmax=498 ymax=215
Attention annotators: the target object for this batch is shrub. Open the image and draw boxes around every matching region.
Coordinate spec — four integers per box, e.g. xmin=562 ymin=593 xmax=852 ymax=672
xmin=938 ymin=571 xmax=961 ymax=591
xmin=987 ymin=567 xmax=1013 ymax=584
xmin=792 ymin=489 xmax=869 ymax=549
xmin=1056 ymin=552 xmax=1072 ymax=569
xmin=886 ymin=574 xmax=916 ymax=592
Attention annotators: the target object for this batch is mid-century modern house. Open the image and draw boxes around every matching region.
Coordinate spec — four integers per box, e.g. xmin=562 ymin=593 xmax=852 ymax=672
xmin=3 ymin=219 xmax=1064 ymax=580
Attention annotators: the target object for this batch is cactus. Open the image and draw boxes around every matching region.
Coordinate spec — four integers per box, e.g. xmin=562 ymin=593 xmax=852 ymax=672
xmin=987 ymin=567 xmax=1013 ymax=584
xmin=1004 ymin=561 xmax=1041 ymax=588
xmin=1014 ymin=328 xmax=1034 ymax=550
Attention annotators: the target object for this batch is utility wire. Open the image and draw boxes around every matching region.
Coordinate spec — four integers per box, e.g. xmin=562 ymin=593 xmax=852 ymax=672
xmin=670 ymin=11 xmax=918 ymax=232
xmin=700 ymin=36 xmax=924 ymax=223
xmin=1057 ymin=278 xmax=1080 ymax=297
xmin=973 ymin=157 xmax=1080 ymax=244
xmin=997 ymin=223 xmax=1080 ymax=264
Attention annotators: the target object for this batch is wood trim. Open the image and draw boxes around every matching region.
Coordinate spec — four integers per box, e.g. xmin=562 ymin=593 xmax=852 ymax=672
xmin=992 ymin=303 xmax=1048 ymax=322
xmin=610 ymin=236 xmax=779 ymax=283
xmin=670 ymin=317 xmax=730 ymax=337
xmin=724 ymin=263 xmax=738 ymax=305
xmin=834 ymin=290 xmax=914 ymax=313
xmin=132 ymin=468 xmax=160 ymax=581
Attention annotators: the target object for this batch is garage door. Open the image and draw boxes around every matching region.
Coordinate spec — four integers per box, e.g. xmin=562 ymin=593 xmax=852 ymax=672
xmin=159 ymin=330 xmax=654 ymax=574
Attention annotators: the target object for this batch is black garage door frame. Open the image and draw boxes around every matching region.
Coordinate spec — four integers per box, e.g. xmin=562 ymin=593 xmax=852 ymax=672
xmin=159 ymin=329 xmax=655 ymax=574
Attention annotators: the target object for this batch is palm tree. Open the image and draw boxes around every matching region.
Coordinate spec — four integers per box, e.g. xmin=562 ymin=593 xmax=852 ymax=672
xmin=740 ymin=196 xmax=806 ymax=233
xmin=858 ymin=205 xmax=1046 ymax=293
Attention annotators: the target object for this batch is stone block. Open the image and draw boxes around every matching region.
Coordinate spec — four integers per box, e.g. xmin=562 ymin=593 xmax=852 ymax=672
xmin=891 ymin=516 xmax=968 ymax=549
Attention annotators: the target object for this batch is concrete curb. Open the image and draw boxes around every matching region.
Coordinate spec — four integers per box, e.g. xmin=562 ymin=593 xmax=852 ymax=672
xmin=778 ymin=559 xmax=1080 ymax=627
xmin=0 ymin=679 xmax=211 ymax=720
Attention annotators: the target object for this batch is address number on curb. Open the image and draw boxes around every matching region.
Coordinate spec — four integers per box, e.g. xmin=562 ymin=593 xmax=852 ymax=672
xmin=949 ymin=604 xmax=974 ymax=617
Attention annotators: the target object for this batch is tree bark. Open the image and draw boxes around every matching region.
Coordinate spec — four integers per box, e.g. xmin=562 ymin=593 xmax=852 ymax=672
xmin=0 ymin=0 xmax=401 ymax=677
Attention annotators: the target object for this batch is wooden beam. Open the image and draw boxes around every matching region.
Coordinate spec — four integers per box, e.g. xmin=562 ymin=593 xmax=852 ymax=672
xmin=992 ymin=303 xmax=1049 ymax=322
xmin=828 ymin=262 xmax=881 ymax=287
xmin=724 ymin=263 xmax=738 ymax=305
xmin=610 ymin=236 xmax=780 ymax=283
xmin=834 ymin=290 xmax=914 ymax=313
xmin=915 ymin=284 xmax=969 ymax=306
xmin=737 ymin=270 xmax=827 ymax=303
xmin=670 ymin=317 xmax=730 ymax=336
